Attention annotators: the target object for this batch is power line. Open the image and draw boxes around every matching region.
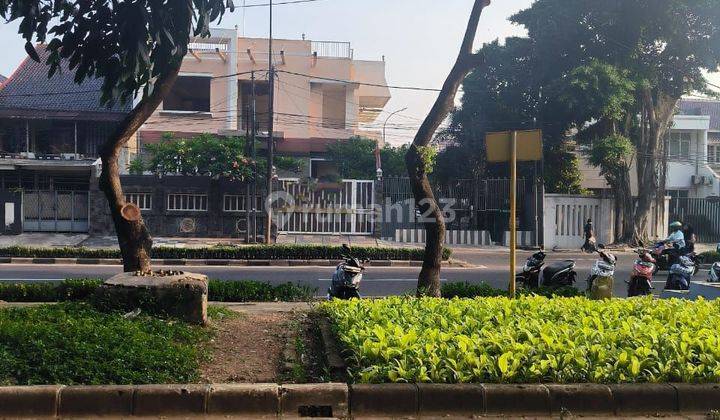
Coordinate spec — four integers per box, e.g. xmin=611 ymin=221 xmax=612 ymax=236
xmin=276 ymin=69 xmax=442 ymax=92
xmin=239 ymin=0 xmax=325 ymax=8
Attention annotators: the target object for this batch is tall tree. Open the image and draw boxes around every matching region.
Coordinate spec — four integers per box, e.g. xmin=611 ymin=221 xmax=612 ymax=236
xmin=437 ymin=37 xmax=584 ymax=193
xmin=560 ymin=61 xmax=637 ymax=242
xmin=407 ymin=0 xmax=491 ymax=297
xmin=513 ymin=0 xmax=720 ymax=242
xmin=2 ymin=0 xmax=234 ymax=271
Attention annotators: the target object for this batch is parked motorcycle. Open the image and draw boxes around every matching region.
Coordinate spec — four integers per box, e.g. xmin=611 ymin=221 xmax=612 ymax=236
xmin=586 ymin=247 xmax=617 ymax=299
xmin=627 ymin=249 xmax=657 ymax=297
xmin=516 ymin=251 xmax=547 ymax=290
xmin=664 ymin=255 xmax=696 ymax=291
xmin=540 ymin=259 xmax=578 ymax=289
xmin=327 ymin=244 xmax=368 ymax=300
xmin=708 ymin=261 xmax=720 ymax=283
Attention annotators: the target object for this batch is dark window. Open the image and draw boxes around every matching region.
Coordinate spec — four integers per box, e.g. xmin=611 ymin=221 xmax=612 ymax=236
xmin=0 ymin=119 xmax=26 ymax=153
xmin=30 ymin=120 xmax=75 ymax=155
xmin=668 ymin=190 xmax=690 ymax=199
xmin=164 ymin=76 xmax=211 ymax=112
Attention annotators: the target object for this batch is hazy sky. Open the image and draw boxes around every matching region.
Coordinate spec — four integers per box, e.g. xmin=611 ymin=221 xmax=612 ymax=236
xmin=0 ymin=0 xmax=718 ymax=145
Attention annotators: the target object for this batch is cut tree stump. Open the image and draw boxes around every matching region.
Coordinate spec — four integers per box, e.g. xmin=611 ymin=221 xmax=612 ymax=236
xmin=94 ymin=271 xmax=208 ymax=325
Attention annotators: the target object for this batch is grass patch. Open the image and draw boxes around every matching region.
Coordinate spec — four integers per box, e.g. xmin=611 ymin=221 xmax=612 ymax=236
xmin=323 ymin=296 xmax=720 ymax=384
xmin=0 ymin=279 xmax=315 ymax=303
xmin=0 ymin=244 xmax=450 ymax=261
xmin=0 ymin=302 xmax=211 ymax=385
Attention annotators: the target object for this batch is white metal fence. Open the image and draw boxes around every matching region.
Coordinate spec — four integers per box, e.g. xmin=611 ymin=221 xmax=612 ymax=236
xmin=275 ymin=179 xmax=374 ymax=235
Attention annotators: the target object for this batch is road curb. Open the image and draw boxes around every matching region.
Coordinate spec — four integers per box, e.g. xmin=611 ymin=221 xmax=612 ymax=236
xmin=1 ymin=383 xmax=720 ymax=418
xmin=0 ymin=257 xmax=445 ymax=267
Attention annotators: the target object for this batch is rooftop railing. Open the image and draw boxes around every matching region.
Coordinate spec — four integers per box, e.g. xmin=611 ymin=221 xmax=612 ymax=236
xmin=311 ymin=41 xmax=353 ymax=59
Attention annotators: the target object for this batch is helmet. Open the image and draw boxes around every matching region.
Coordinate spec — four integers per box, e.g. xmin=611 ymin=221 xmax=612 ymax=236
xmin=670 ymin=221 xmax=683 ymax=229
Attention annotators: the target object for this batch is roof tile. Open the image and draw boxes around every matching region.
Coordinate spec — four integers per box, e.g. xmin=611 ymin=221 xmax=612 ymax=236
xmin=0 ymin=48 xmax=131 ymax=117
xmin=678 ymin=99 xmax=720 ymax=131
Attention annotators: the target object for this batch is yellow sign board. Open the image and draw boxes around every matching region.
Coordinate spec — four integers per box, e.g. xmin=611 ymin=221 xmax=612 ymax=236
xmin=485 ymin=129 xmax=543 ymax=162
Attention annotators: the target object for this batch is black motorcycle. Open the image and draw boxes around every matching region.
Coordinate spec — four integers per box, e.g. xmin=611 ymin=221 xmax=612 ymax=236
xmin=516 ymin=251 xmax=547 ymax=289
xmin=327 ymin=245 xmax=368 ymax=300
xmin=517 ymin=252 xmax=577 ymax=290
xmin=541 ymin=260 xmax=578 ymax=289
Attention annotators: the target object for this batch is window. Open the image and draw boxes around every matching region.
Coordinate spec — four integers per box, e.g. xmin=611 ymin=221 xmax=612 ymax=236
xmin=310 ymin=159 xmax=336 ymax=179
xmin=223 ymin=195 xmax=263 ymax=212
xmin=709 ymin=145 xmax=720 ymax=164
xmin=125 ymin=193 xmax=153 ymax=211
xmin=163 ymin=76 xmax=211 ymax=112
xmin=321 ymin=85 xmax=347 ymax=129
xmin=668 ymin=190 xmax=690 ymax=199
xmin=668 ymin=132 xmax=692 ymax=159
xmin=167 ymin=194 xmax=208 ymax=211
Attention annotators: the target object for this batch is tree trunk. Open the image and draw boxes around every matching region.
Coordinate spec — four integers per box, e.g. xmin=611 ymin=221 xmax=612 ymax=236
xmin=617 ymin=168 xmax=635 ymax=243
xmin=405 ymin=0 xmax=491 ymax=297
xmin=99 ymin=67 xmax=182 ymax=273
xmin=633 ymin=89 xmax=678 ymax=244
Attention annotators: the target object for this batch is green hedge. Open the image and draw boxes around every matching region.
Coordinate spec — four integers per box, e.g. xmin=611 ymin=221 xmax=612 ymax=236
xmin=700 ymin=251 xmax=719 ymax=264
xmin=0 ymin=245 xmax=450 ymax=261
xmin=0 ymin=279 xmax=103 ymax=302
xmin=323 ymin=296 xmax=720 ymax=384
xmin=0 ymin=279 xmax=314 ymax=303
xmin=441 ymin=282 xmax=583 ymax=299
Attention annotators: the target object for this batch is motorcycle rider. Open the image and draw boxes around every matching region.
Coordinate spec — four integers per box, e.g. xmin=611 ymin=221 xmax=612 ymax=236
xmin=661 ymin=221 xmax=686 ymax=267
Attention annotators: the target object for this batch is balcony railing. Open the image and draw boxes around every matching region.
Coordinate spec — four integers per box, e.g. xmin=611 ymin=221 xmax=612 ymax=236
xmin=311 ymin=41 xmax=353 ymax=59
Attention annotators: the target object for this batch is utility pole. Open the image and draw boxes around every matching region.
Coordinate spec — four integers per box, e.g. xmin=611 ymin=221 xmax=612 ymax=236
xmin=509 ymin=131 xmax=518 ymax=298
xmin=250 ymin=70 xmax=258 ymax=243
xmin=264 ymin=0 xmax=275 ymax=244
xmin=244 ymin=98 xmax=251 ymax=244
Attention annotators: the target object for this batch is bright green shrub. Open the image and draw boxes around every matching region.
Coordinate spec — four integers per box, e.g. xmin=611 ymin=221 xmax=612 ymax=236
xmin=323 ymin=296 xmax=720 ymax=384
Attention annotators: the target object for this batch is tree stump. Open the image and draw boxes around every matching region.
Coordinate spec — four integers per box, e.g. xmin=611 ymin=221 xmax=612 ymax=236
xmin=94 ymin=271 xmax=208 ymax=325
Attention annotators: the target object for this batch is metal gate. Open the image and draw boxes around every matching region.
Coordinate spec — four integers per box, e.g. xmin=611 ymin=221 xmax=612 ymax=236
xmin=22 ymin=190 xmax=90 ymax=232
xmin=669 ymin=197 xmax=720 ymax=243
xmin=275 ymin=179 xmax=374 ymax=235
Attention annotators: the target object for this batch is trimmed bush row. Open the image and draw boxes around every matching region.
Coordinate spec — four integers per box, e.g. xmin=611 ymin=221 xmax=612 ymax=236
xmin=0 ymin=279 xmax=315 ymax=303
xmin=700 ymin=251 xmax=719 ymax=264
xmin=0 ymin=245 xmax=451 ymax=261
xmin=323 ymin=296 xmax=720 ymax=384
xmin=441 ymin=282 xmax=583 ymax=299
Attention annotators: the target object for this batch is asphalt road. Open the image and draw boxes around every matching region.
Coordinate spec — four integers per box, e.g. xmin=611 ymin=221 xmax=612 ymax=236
xmin=0 ymin=250 xmax=698 ymax=297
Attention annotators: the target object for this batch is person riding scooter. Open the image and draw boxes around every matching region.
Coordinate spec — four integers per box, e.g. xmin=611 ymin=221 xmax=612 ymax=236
xmin=652 ymin=221 xmax=686 ymax=271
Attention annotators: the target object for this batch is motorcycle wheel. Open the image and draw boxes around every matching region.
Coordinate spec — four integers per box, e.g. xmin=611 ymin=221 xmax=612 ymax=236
xmin=346 ymin=289 xmax=361 ymax=299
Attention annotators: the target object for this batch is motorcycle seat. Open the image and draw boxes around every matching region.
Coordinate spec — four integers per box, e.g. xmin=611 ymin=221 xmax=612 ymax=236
xmin=543 ymin=260 xmax=575 ymax=279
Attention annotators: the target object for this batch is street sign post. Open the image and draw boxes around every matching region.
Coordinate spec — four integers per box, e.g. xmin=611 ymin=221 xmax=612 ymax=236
xmin=485 ymin=129 xmax=543 ymax=297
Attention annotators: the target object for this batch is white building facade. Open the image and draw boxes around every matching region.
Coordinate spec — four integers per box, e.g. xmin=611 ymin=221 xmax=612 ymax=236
xmin=579 ymin=98 xmax=720 ymax=198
